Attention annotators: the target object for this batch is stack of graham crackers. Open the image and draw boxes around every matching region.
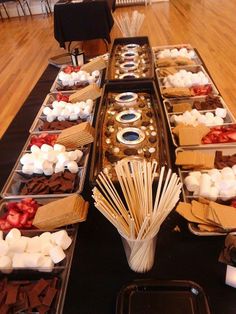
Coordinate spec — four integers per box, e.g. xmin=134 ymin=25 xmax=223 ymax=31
xmin=69 ymin=84 xmax=101 ymax=103
xmin=172 ymin=124 xmax=210 ymax=146
xmin=176 ymin=199 xmax=236 ymax=232
xmin=33 ymin=194 xmax=88 ymax=229
xmin=56 ymin=121 xmax=94 ymax=149
xmin=80 ymin=56 xmax=106 ymax=72
xmin=175 ymin=150 xmax=215 ymax=169
xmin=172 ymin=102 xmax=192 ymax=112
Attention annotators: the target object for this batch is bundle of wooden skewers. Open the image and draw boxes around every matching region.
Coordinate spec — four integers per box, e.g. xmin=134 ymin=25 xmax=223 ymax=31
xmin=114 ymin=10 xmax=145 ymax=37
xmin=92 ymin=158 xmax=182 ymax=273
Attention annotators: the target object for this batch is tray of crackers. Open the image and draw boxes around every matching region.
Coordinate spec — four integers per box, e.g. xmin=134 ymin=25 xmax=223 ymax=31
xmin=105 ymin=36 xmax=154 ymax=82
xmin=176 ymin=148 xmax=236 ymax=235
xmin=29 ymin=91 xmax=98 ymax=133
xmin=90 ymin=80 xmax=171 ymax=183
xmin=155 ymin=65 xmax=219 ymax=99
xmin=153 ymin=44 xmax=202 ymax=68
xmin=1 ymin=132 xmax=91 ymax=199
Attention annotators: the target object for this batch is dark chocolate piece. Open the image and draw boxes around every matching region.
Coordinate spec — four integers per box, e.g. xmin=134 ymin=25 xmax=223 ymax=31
xmin=124 ymin=148 xmax=138 ymax=156
xmin=144 ymin=151 xmax=151 ymax=158
xmin=141 ymin=121 xmax=150 ymax=127
xmin=32 ymin=279 xmax=49 ymax=296
xmin=42 ymin=287 xmax=57 ymax=306
xmin=149 ymin=136 xmax=157 ymax=143
xmin=146 ymin=111 xmax=153 ymax=118
xmin=106 ymin=118 xmax=115 ymax=126
xmin=5 ymin=284 xmax=18 ymax=305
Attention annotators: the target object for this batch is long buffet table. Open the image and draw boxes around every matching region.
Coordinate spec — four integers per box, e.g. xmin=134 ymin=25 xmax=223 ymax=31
xmin=0 ymin=65 xmax=236 ymax=314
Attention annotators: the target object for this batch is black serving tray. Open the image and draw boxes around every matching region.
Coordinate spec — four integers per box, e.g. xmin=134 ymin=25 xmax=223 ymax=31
xmin=89 ymin=80 xmax=171 ymax=185
xmin=116 ymin=280 xmax=211 ymax=314
xmin=105 ymin=36 xmax=154 ymax=82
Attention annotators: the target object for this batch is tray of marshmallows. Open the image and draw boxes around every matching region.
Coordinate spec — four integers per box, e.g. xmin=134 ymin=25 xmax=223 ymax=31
xmin=156 ymin=65 xmax=219 ymax=99
xmin=1 ymin=132 xmax=90 ymax=199
xmin=29 ymin=92 xmax=96 ymax=133
xmin=153 ymin=44 xmax=202 ymax=68
xmin=175 ymin=146 xmax=236 ymax=235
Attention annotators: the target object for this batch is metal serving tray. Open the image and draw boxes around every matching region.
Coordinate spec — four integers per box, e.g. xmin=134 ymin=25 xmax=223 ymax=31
xmin=29 ymin=92 xmax=97 ymax=134
xmin=0 ymin=226 xmax=77 ymax=314
xmin=116 ymin=279 xmax=211 ymax=314
xmin=163 ymin=95 xmax=230 ymax=114
xmin=89 ymin=80 xmax=171 ymax=185
xmin=1 ymin=133 xmax=90 ymax=199
xmin=153 ymin=44 xmax=202 ymax=68
xmin=50 ymin=66 xmax=103 ymax=92
xmin=105 ymin=36 xmax=154 ymax=82
xmin=155 ymin=65 xmax=219 ymax=99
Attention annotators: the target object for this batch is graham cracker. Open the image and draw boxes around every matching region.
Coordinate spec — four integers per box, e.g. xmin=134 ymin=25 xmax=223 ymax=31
xmin=81 ymin=57 xmax=106 ymax=72
xmin=176 ymin=202 xmax=205 ymax=224
xmin=172 ymin=102 xmax=192 ymax=113
xmin=179 ymin=127 xmax=202 ymax=146
xmin=209 ymin=201 xmax=236 ymax=229
xmin=69 ymin=84 xmax=101 ymax=103
xmin=191 ymin=200 xmax=209 ymax=223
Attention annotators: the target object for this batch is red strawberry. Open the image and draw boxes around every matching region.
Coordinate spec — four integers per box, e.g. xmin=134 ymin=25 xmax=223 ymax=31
xmin=20 ymin=213 xmax=29 ymax=226
xmin=226 ymin=132 xmax=236 ymax=141
xmin=74 ymin=66 xmax=81 ymax=72
xmin=0 ymin=219 xmax=11 ymax=231
xmin=6 ymin=210 xmax=20 ymax=227
xmin=63 ymin=66 xmax=73 ymax=74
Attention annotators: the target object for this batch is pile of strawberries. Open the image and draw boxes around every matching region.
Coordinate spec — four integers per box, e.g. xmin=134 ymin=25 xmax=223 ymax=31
xmin=202 ymin=125 xmax=236 ymax=144
xmin=56 ymin=93 xmax=69 ymax=102
xmin=63 ymin=65 xmax=81 ymax=74
xmin=29 ymin=133 xmax=58 ymax=148
xmin=0 ymin=198 xmax=39 ymax=231
xmin=191 ymin=85 xmax=212 ymax=96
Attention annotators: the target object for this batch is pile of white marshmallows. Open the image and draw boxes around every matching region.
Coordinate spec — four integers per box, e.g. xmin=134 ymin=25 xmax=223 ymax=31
xmin=163 ymin=70 xmax=209 ymax=88
xmin=184 ymin=166 xmax=236 ymax=201
xmin=0 ymin=228 xmax=72 ymax=273
xmin=170 ymin=108 xmax=227 ymax=127
xmin=43 ymin=99 xmax=93 ymax=123
xmin=58 ymin=70 xmax=99 ymax=87
xmin=158 ymin=48 xmax=196 ymax=59
xmin=20 ymin=144 xmax=83 ymax=176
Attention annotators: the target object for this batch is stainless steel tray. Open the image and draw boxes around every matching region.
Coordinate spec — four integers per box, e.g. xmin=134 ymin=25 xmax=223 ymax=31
xmin=1 ymin=133 xmax=90 ymax=199
xmin=29 ymin=92 xmax=96 ymax=134
xmin=50 ymin=66 xmax=103 ymax=92
xmin=153 ymin=44 xmax=202 ymax=67
xmin=163 ymin=95 xmax=231 ymax=114
xmin=155 ymin=65 xmax=219 ymax=99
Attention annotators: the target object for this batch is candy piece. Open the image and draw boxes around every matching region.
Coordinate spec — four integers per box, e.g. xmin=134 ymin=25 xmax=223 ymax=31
xmin=49 ymin=245 xmax=66 ymax=264
xmin=51 ymin=230 xmax=72 ymax=250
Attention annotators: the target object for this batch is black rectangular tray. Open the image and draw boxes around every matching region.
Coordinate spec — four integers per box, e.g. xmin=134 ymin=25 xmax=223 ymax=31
xmin=89 ymin=80 xmax=171 ymax=185
xmin=105 ymin=36 xmax=154 ymax=82
xmin=116 ymin=280 xmax=211 ymax=314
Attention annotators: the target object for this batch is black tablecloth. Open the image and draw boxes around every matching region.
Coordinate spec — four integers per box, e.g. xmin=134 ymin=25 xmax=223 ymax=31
xmin=54 ymin=0 xmax=115 ymax=48
xmin=1 ymin=65 xmax=236 ymax=314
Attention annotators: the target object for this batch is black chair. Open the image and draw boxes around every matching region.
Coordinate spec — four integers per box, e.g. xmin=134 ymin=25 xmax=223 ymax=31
xmin=0 ymin=0 xmax=31 ymax=18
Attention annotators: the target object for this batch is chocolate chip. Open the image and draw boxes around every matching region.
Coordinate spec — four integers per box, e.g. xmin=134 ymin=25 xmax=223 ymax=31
xmin=146 ymin=111 xmax=153 ymax=118
xmin=106 ymin=119 xmax=115 ymax=126
xmin=142 ymin=121 xmax=150 ymax=127
xmin=124 ymin=148 xmax=138 ymax=156
xmin=144 ymin=151 xmax=151 ymax=158
xmin=105 ymin=151 xmax=120 ymax=163
xmin=149 ymin=136 xmax=157 ymax=143
xmin=105 ymin=130 xmax=111 ymax=137
xmin=138 ymin=102 xmax=145 ymax=108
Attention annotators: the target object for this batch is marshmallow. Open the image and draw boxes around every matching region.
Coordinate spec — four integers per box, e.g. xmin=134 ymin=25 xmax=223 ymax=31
xmin=199 ymin=174 xmax=212 ymax=198
xmin=0 ymin=231 xmax=3 ymax=240
xmin=51 ymin=230 xmax=72 ymax=250
xmin=49 ymin=245 xmax=66 ymax=264
xmin=8 ymin=238 xmax=27 ymax=254
xmin=0 ymin=256 xmax=12 ymax=273
xmin=20 ymin=153 xmax=34 ymax=165
xmin=26 ymin=236 xmax=42 ymax=253
xmin=221 ymin=167 xmax=235 ymax=180
xmin=41 ymin=144 xmax=53 ymax=152
xmin=43 ymin=107 xmax=52 ymax=115
xmin=208 ymin=187 xmax=219 ymax=201
xmin=22 ymin=164 xmax=34 ymax=175
xmin=54 ymin=144 xmax=66 ymax=152
xmin=215 ymin=107 xmax=227 ymax=118
xmin=55 ymin=162 xmax=65 ymax=173
xmin=75 ymin=149 xmax=83 ymax=162
xmin=38 ymin=256 xmax=54 ymax=272
xmin=41 ymin=241 xmax=54 ymax=256
xmin=67 ymin=161 xmax=79 ymax=173
xmin=232 ymin=165 xmax=236 ymax=176
xmin=184 ymin=175 xmax=200 ymax=192
xmin=189 ymin=171 xmax=202 ymax=182
xmin=24 ymin=253 xmax=44 ymax=268
xmin=0 ymin=240 xmax=9 ymax=256
xmin=5 ymin=228 xmax=21 ymax=242
xmin=12 ymin=253 xmax=25 ymax=268
xmin=39 ymin=232 xmax=52 ymax=242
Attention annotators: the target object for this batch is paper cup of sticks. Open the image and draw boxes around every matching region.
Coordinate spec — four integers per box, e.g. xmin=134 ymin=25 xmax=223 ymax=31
xmin=92 ymin=159 xmax=182 ymax=273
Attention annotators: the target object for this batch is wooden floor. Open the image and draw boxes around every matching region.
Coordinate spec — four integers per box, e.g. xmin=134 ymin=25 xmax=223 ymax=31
xmin=0 ymin=0 xmax=236 ymax=138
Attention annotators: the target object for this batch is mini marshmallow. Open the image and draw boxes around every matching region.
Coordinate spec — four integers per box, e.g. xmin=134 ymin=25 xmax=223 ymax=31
xmin=69 ymin=113 xmax=78 ymax=121
xmin=8 ymin=238 xmax=27 ymax=254
xmin=49 ymin=245 xmax=66 ymax=264
xmin=43 ymin=107 xmax=52 ymax=115
xmin=208 ymin=186 xmax=219 ymax=201
xmin=92 ymin=70 xmax=99 ymax=78
xmin=86 ymin=99 xmax=93 ymax=107
xmin=26 ymin=236 xmax=42 ymax=253
xmin=5 ymin=228 xmax=21 ymax=241
xmin=75 ymin=150 xmax=83 ymax=162
xmin=189 ymin=171 xmax=202 ymax=182
xmin=0 ymin=231 xmax=3 ymax=240
xmin=22 ymin=164 xmax=34 ymax=175
xmin=221 ymin=167 xmax=235 ymax=180
xmin=57 ymin=152 xmax=70 ymax=165
xmin=58 ymin=115 xmax=66 ymax=121
xmin=215 ymin=107 xmax=227 ymax=118
xmin=30 ymin=145 xmax=41 ymax=153
xmin=41 ymin=144 xmax=53 ymax=153
xmin=220 ymin=188 xmax=236 ymax=201
xmin=0 ymin=256 xmax=12 ymax=274
xmin=43 ymin=164 xmax=54 ymax=176
xmin=54 ymin=144 xmax=66 ymax=152
xmin=51 ymin=230 xmax=72 ymax=250
xmin=12 ymin=253 xmax=25 ymax=268
xmin=41 ymin=241 xmax=54 ymax=256
xmin=67 ymin=161 xmax=79 ymax=173
xmin=199 ymin=173 xmax=212 ymax=198
xmin=55 ymin=162 xmax=65 ymax=173
xmin=39 ymin=232 xmax=52 ymax=242
xmin=38 ymin=256 xmax=54 ymax=272
xmin=47 ymin=150 xmax=58 ymax=163
xmin=232 ymin=165 xmax=236 ymax=176
xmin=20 ymin=153 xmax=34 ymax=165
xmin=184 ymin=175 xmax=200 ymax=192
xmin=208 ymin=168 xmax=221 ymax=182
xmin=0 ymin=240 xmax=9 ymax=256
xmin=23 ymin=253 xmax=44 ymax=268
xmin=68 ymin=151 xmax=78 ymax=161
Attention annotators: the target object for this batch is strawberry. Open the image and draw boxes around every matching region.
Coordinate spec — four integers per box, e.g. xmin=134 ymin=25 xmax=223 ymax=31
xmin=0 ymin=219 xmax=11 ymax=231
xmin=6 ymin=202 xmax=18 ymax=210
xmin=63 ymin=66 xmax=73 ymax=74
xmin=6 ymin=210 xmax=20 ymax=227
xmin=226 ymin=132 xmax=236 ymax=141
xmin=56 ymin=93 xmax=69 ymax=102
xmin=74 ymin=66 xmax=81 ymax=72
xmin=20 ymin=213 xmax=29 ymax=226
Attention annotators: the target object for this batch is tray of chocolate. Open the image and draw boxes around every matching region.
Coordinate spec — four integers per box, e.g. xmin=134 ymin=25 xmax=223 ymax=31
xmin=0 ymin=226 xmax=77 ymax=313
xmin=153 ymin=44 xmax=202 ymax=68
xmin=105 ymin=36 xmax=154 ymax=81
xmin=29 ymin=92 xmax=96 ymax=133
xmin=1 ymin=133 xmax=90 ymax=199
xmin=175 ymin=150 xmax=236 ymax=235
xmin=163 ymin=94 xmax=230 ymax=114
xmin=156 ymin=65 xmax=219 ymax=99
xmin=170 ymin=122 xmax=236 ymax=148
xmin=90 ymin=81 xmax=171 ymax=183
xmin=50 ymin=64 xmax=102 ymax=92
